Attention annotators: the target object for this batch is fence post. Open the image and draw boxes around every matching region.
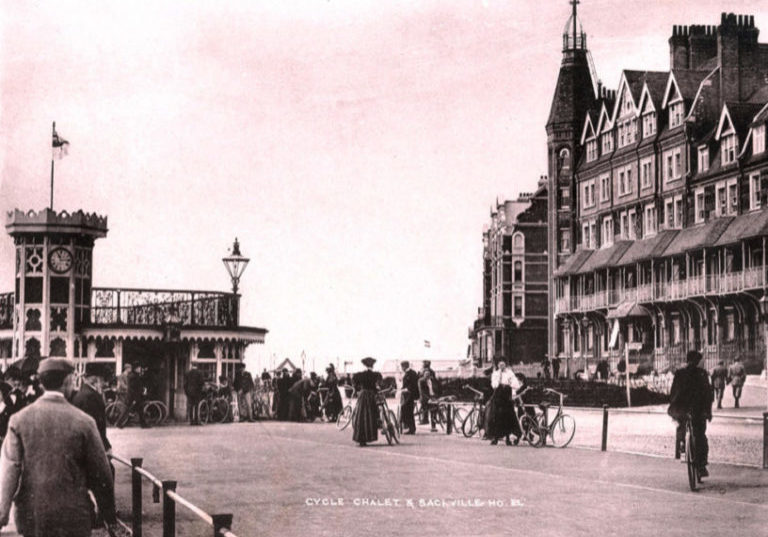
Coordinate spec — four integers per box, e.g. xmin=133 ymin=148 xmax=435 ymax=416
xmin=131 ymin=458 xmax=144 ymax=537
xmin=763 ymin=412 xmax=768 ymax=469
xmin=211 ymin=513 xmax=234 ymax=536
xmin=162 ymin=480 xmax=177 ymax=537
xmin=601 ymin=405 xmax=609 ymax=452
xmin=446 ymin=405 xmax=453 ymax=435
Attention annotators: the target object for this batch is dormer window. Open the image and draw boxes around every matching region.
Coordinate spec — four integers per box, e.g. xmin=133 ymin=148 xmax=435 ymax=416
xmin=642 ymin=112 xmax=656 ymax=138
xmin=721 ymin=134 xmax=737 ymax=165
xmin=698 ymin=146 xmax=709 ymax=173
xmin=586 ymin=139 xmax=598 ymax=162
xmin=669 ymin=101 xmax=684 ymax=128
xmin=753 ymin=125 xmax=765 ymax=155
xmin=601 ymin=132 xmax=613 ymax=154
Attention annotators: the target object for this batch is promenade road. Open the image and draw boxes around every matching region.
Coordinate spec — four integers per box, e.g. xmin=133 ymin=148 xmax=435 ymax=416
xmin=24 ymin=416 xmax=763 ymax=537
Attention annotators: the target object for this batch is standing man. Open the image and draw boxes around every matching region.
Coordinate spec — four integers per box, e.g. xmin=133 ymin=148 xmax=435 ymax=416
xmin=122 ymin=362 xmax=149 ymax=429
xmin=71 ymin=364 xmax=111 ymax=453
xmin=0 ymin=358 xmax=118 ymax=536
xmin=728 ymin=357 xmax=746 ymax=408
xmin=710 ymin=361 xmax=728 ymax=410
xmin=116 ymin=363 xmax=131 ymax=404
xmin=418 ymin=361 xmax=435 ymax=425
xmin=541 ymin=355 xmax=551 ymax=381
xmin=400 ymin=361 xmax=419 ymax=435
xmin=238 ymin=365 xmax=255 ymax=422
xmin=551 ymin=356 xmax=561 ymax=380
xmin=184 ymin=364 xmax=205 ymax=425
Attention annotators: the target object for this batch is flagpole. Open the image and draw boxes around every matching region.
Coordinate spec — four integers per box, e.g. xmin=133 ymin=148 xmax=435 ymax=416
xmin=50 ymin=121 xmax=55 ymax=210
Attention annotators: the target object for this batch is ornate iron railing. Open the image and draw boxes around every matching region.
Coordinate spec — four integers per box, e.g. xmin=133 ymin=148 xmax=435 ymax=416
xmin=90 ymin=288 xmax=239 ymax=328
xmin=0 ymin=292 xmax=13 ymax=330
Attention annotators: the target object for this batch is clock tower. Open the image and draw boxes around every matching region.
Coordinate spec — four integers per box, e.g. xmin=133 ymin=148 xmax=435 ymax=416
xmin=545 ymin=0 xmax=597 ymax=365
xmin=6 ymin=209 xmax=108 ymax=362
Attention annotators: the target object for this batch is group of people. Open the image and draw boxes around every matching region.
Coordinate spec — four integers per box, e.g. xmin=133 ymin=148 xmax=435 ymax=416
xmin=270 ymin=365 xmax=343 ymax=423
xmin=398 ymin=359 xmax=442 ymax=435
xmin=115 ymin=362 xmax=153 ymax=428
xmin=709 ymin=357 xmax=747 ymax=409
xmin=0 ymin=358 xmax=119 ymax=536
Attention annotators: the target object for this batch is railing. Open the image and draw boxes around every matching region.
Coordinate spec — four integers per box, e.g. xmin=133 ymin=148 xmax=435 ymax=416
xmin=91 ymin=288 xmax=239 ymax=328
xmin=0 ymin=292 xmax=12 ymax=330
xmin=109 ymin=454 xmax=238 ymax=537
xmin=636 ymin=284 xmax=653 ymax=303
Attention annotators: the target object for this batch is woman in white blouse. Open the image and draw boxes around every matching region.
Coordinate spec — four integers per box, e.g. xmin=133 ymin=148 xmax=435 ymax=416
xmin=486 ymin=361 xmax=522 ymax=445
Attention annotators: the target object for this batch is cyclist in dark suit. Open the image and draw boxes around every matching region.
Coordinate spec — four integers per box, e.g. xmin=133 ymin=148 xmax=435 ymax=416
xmin=668 ymin=350 xmax=713 ymax=477
xmin=352 ymin=357 xmax=382 ymax=446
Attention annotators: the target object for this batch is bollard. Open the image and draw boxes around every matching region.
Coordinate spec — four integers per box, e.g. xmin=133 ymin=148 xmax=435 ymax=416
xmin=601 ymin=405 xmax=609 ymax=452
xmin=212 ymin=513 xmax=234 ymax=537
xmin=763 ymin=412 xmax=768 ymax=470
xmin=446 ymin=405 xmax=453 ymax=435
xmin=131 ymin=458 xmax=144 ymax=537
xmin=162 ymin=480 xmax=177 ymax=537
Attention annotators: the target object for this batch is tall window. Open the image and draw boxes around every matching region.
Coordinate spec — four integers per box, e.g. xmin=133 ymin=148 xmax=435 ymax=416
xmin=695 ymin=189 xmax=705 ymax=223
xmin=628 ymin=210 xmax=637 ymax=240
xmin=750 ymin=173 xmax=762 ymax=210
xmin=513 ymin=261 xmax=522 ymax=282
xmin=603 ymin=216 xmax=613 ymax=246
xmin=728 ymin=181 xmax=738 ymax=214
xmin=583 ymin=223 xmax=591 ymax=249
xmin=586 ymin=139 xmax=598 ymax=162
xmin=665 ymin=199 xmax=674 ymax=229
xmin=669 ymin=101 xmax=684 ymax=128
xmin=754 ymin=125 xmax=766 ymax=155
xmin=674 ymin=197 xmax=683 ymax=228
xmin=664 ymin=148 xmax=683 ymax=183
xmin=601 ymin=132 xmax=613 ymax=154
xmin=620 ymin=212 xmax=628 ymax=239
xmin=698 ymin=146 xmax=709 ymax=173
xmin=716 ymin=184 xmax=727 ymax=216
xmin=641 ymin=159 xmax=653 ymax=189
xmin=600 ymin=174 xmax=610 ymax=201
xmin=644 ymin=204 xmax=657 ymax=236
xmin=642 ymin=112 xmax=656 ymax=137
xmin=513 ymin=296 xmax=523 ymax=317
xmin=721 ymin=134 xmax=737 ymax=165
xmin=626 ymin=168 xmax=633 ymax=193
xmin=560 ymin=231 xmax=571 ymax=253
xmin=618 ymin=170 xmax=627 ymax=196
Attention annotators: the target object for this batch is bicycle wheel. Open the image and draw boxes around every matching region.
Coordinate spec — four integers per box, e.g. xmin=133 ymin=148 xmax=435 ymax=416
xmin=452 ymin=407 xmax=467 ymax=434
xmin=387 ymin=409 xmax=400 ymax=444
xmin=142 ymin=402 xmax=163 ymax=426
xmin=381 ymin=408 xmax=393 ymax=445
xmin=549 ymin=414 xmax=576 ymax=448
xmin=197 ymin=399 xmax=210 ymax=425
xmin=155 ymin=401 xmax=169 ymax=422
xmin=434 ymin=404 xmax=447 ymax=430
xmin=395 ymin=404 xmax=403 ymax=435
xmin=520 ymin=414 xmax=544 ymax=447
xmin=337 ymin=405 xmax=353 ymax=431
xmin=105 ymin=402 xmax=125 ymax=427
xmin=462 ymin=409 xmax=479 ymax=438
xmin=685 ymin=421 xmax=698 ymax=491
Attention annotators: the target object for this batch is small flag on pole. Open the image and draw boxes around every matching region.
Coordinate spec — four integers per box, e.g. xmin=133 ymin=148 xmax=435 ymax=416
xmin=52 ymin=125 xmax=69 ymax=159
xmin=424 ymin=340 xmax=431 ymax=348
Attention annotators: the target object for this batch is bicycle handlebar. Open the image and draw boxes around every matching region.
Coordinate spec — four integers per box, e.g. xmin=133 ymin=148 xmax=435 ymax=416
xmin=544 ymin=387 xmax=567 ymax=402
xmin=463 ymin=385 xmax=484 ymax=397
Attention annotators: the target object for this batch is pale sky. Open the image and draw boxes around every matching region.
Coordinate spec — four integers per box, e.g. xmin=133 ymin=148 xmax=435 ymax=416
xmin=1 ymin=0 xmax=765 ymax=370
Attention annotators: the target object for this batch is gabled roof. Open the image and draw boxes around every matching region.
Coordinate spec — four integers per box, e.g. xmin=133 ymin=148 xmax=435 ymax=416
xmin=662 ymin=70 xmax=710 ymax=108
xmin=716 ymin=102 xmax=764 ymax=140
xmin=597 ymin=102 xmax=613 ymax=133
xmin=616 ymin=230 xmax=679 ymax=267
xmin=661 ymin=218 xmax=733 ymax=257
xmin=611 ymin=71 xmax=643 ymax=121
xmin=553 ymin=248 xmax=593 ymax=277
xmin=580 ymin=112 xmax=598 ymax=144
xmin=637 ymin=71 xmax=671 ymax=112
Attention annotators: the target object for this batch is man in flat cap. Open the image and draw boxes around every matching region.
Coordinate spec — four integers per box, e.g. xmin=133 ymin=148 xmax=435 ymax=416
xmin=71 ymin=363 xmax=112 ymax=452
xmin=0 ymin=358 xmax=118 ymax=536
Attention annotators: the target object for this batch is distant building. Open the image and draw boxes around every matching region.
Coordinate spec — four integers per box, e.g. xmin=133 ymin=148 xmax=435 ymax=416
xmin=469 ymin=183 xmax=548 ymax=367
xmin=548 ymin=6 xmax=768 ymax=377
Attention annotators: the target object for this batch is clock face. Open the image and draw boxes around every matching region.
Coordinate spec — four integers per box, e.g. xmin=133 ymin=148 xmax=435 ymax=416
xmin=48 ymin=247 xmax=73 ymax=274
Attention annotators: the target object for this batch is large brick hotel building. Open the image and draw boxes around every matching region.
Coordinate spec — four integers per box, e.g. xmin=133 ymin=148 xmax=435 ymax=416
xmin=547 ymin=5 xmax=768 ymax=377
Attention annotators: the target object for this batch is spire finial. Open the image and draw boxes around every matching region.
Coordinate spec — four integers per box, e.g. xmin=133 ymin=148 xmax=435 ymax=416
xmin=571 ymin=0 xmax=579 ymax=45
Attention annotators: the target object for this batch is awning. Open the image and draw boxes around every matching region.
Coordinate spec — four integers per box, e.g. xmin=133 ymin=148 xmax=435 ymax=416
xmin=606 ymin=301 xmax=651 ymax=319
xmin=661 ymin=217 xmax=732 ymax=257
xmin=616 ymin=230 xmax=678 ymax=267
xmin=714 ymin=209 xmax=768 ymax=247
xmin=575 ymin=241 xmax=632 ymax=274
xmin=553 ymin=248 xmax=593 ymax=277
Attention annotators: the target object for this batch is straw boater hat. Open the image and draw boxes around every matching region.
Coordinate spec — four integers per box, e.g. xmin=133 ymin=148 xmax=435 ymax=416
xmin=37 ymin=358 xmax=75 ymax=375
xmin=361 ymin=357 xmax=376 ymax=368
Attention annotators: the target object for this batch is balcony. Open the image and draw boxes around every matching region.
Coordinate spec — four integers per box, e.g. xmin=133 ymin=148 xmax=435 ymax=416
xmin=90 ymin=288 xmax=239 ymax=328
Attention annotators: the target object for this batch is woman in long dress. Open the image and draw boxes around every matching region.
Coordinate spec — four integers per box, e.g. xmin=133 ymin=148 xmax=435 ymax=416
xmin=352 ymin=357 xmax=382 ymax=447
xmin=485 ymin=360 xmax=522 ymax=445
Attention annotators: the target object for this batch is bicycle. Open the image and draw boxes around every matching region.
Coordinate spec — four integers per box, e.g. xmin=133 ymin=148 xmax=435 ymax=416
xmin=531 ymin=388 xmax=576 ymax=448
xmin=511 ymin=388 xmax=543 ymax=447
xmin=682 ymin=413 xmax=702 ymax=491
xmin=196 ymin=384 xmax=230 ymax=425
xmin=424 ymin=395 xmax=457 ymax=432
xmin=336 ymin=385 xmax=357 ymax=430
xmin=376 ymin=387 xmax=400 ymax=445
xmin=461 ymin=385 xmax=487 ymax=438
xmin=106 ymin=399 xmax=164 ymax=427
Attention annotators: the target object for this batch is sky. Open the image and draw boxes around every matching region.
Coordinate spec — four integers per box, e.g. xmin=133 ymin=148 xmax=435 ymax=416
xmin=1 ymin=0 xmax=766 ymax=372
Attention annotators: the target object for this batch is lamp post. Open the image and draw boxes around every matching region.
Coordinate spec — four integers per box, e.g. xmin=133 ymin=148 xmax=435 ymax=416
xmin=222 ymin=238 xmax=250 ymax=294
xmin=760 ymin=296 xmax=768 ymax=408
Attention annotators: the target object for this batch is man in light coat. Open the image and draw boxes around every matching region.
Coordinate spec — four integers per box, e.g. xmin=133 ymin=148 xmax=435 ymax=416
xmin=0 ymin=358 xmax=118 ymax=536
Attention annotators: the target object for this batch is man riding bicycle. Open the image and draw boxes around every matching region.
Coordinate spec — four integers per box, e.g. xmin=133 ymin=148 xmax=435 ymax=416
xmin=668 ymin=350 xmax=714 ymax=477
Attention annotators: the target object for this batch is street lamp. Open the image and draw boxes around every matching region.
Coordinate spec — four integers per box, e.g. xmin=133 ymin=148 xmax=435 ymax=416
xmin=222 ymin=238 xmax=250 ymax=294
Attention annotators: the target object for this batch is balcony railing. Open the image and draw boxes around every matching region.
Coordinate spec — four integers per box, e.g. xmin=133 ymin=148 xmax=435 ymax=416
xmin=90 ymin=288 xmax=239 ymax=328
xmin=0 ymin=292 xmax=12 ymax=330
xmin=555 ymin=265 xmax=768 ymax=315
